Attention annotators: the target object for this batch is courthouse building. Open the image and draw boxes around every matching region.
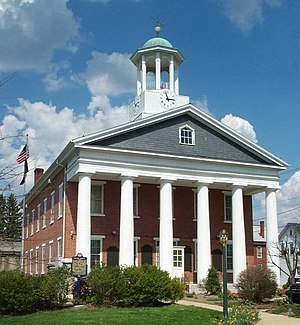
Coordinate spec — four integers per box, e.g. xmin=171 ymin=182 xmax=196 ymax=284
xmin=22 ymin=29 xmax=287 ymax=284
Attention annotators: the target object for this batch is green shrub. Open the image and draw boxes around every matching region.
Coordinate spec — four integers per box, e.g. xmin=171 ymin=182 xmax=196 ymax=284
xmin=0 ymin=270 xmax=39 ymax=315
xmin=86 ymin=265 xmax=185 ymax=307
xmin=37 ymin=267 xmax=70 ymax=310
xmin=86 ymin=266 xmax=126 ymax=305
xmin=236 ymin=266 xmax=277 ymax=303
xmin=0 ymin=267 xmax=70 ymax=315
xmin=204 ymin=267 xmax=222 ymax=295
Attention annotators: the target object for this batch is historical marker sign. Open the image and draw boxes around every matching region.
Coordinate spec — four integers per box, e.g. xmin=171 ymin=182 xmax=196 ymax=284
xmin=72 ymin=253 xmax=87 ymax=276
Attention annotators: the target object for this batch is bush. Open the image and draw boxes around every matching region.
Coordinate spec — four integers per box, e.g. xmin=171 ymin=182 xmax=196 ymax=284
xmin=0 ymin=267 xmax=70 ymax=315
xmin=86 ymin=265 xmax=185 ymax=307
xmin=236 ymin=266 xmax=277 ymax=303
xmin=204 ymin=267 xmax=222 ymax=296
xmin=37 ymin=267 xmax=70 ymax=310
xmin=0 ymin=270 xmax=39 ymax=315
xmin=86 ymin=266 xmax=126 ymax=305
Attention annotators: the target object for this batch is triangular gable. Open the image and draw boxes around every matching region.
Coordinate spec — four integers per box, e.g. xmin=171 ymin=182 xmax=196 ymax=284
xmin=73 ymin=105 xmax=287 ymax=167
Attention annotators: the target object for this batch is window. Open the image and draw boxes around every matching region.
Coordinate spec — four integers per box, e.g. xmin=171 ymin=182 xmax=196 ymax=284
xmin=41 ymin=244 xmax=46 ymax=274
xmin=193 ymin=189 xmax=197 ymax=220
xmin=257 ymin=246 xmax=262 ymax=259
xmin=36 ymin=204 xmax=41 ymax=232
xmin=24 ymin=251 xmax=28 ymax=274
xmin=224 ymin=193 xmax=232 ymax=222
xmin=50 ymin=191 xmax=55 ymax=224
xmin=31 ymin=210 xmax=35 ymax=235
xmin=35 ymin=247 xmax=39 ymax=274
xmin=49 ymin=241 xmax=53 ymax=263
xmin=26 ymin=214 xmax=29 ymax=238
xmin=58 ymin=183 xmax=63 ymax=219
xmin=296 ymin=266 xmax=300 ymax=276
xmin=43 ymin=198 xmax=47 ymax=228
xmin=173 ymin=249 xmax=183 ymax=267
xmin=227 ymin=242 xmax=233 ymax=272
xmin=91 ymin=184 xmax=104 ymax=215
xmin=179 ymin=125 xmax=195 ymax=145
xmin=134 ymin=237 xmax=139 ymax=266
xmin=133 ymin=185 xmax=139 ymax=217
xmin=29 ymin=249 xmax=33 ymax=274
xmin=90 ymin=236 xmax=105 ymax=269
xmin=57 ymin=237 xmax=62 ymax=258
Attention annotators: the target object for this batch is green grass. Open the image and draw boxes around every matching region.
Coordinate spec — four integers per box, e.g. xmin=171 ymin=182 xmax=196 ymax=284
xmin=0 ymin=304 xmax=221 ymax=325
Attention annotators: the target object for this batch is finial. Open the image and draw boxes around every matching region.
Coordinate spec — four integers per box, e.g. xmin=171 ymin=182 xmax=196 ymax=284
xmin=151 ymin=14 xmax=164 ymax=37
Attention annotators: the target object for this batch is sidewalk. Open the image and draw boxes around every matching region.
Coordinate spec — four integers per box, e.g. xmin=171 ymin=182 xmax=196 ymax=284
xmin=177 ymin=299 xmax=300 ymax=324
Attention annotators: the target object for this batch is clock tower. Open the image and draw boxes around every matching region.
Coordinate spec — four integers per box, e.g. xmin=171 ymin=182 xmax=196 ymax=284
xmin=129 ymin=27 xmax=189 ymax=121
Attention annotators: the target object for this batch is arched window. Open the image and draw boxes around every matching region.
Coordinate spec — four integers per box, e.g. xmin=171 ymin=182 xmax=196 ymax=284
xmin=184 ymin=246 xmax=192 ymax=271
xmin=107 ymin=246 xmax=119 ymax=266
xmin=141 ymin=245 xmax=153 ymax=265
xmin=212 ymin=249 xmax=222 ymax=272
xmin=179 ymin=125 xmax=195 ymax=145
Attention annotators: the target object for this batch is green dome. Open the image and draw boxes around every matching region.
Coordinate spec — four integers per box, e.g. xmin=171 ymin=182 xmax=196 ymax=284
xmin=143 ymin=37 xmax=173 ymax=48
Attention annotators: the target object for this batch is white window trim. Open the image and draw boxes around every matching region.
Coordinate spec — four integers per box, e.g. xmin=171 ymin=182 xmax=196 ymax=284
xmin=134 ymin=236 xmax=140 ymax=266
xmin=57 ymin=236 xmax=63 ymax=258
xmin=223 ymin=191 xmax=232 ymax=223
xmin=29 ymin=249 xmax=33 ymax=275
xmin=91 ymin=235 xmax=105 ymax=268
xmin=58 ymin=183 xmax=63 ymax=220
xmin=43 ymin=198 xmax=47 ymax=229
xmin=26 ymin=214 xmax=29 ymax=238
xmin=257 ymin=245 xmax=263 ymax=259
xmin=91 ymin=181 xmax=106 ymax=216
xmin=36 ymin=204 xmax=41 ymax=232
xmin=179 ymin=124 xmax=195 ymax=146
xmin=31 ymin=209 xmax=35 ymax=236
xmin=41 ymin=243 xmax=46 ymax=274
xmin=133 ymin=184 xmax=140 ymax=218
xmin=35 ymin=246 xmax=39 ymax=274
xmin=50 ymin=191 xmax=55 ymax=224
xmin=49 ymin=240 xmax=54 ymax=263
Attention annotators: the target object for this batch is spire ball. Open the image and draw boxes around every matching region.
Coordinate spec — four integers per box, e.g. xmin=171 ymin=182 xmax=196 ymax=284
xmin=155 ymin=26 xmax=161 ymax=36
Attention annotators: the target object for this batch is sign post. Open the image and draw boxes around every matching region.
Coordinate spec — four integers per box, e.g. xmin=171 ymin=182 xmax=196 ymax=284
xmin=71 ymin=253 xmax=87 ymax=298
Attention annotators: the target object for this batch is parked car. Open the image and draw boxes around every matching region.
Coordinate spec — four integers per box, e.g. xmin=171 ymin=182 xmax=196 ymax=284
xmin=286 ymin=283 xmax=300 ymax=303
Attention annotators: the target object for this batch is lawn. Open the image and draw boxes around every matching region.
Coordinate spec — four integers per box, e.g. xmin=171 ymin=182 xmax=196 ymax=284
xmin=0 ymin=304 xmax=221 ymax=325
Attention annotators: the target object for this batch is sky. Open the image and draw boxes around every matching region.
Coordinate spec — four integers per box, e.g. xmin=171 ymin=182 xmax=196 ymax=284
xmin=0 ymin=0 xmax=300 ymax=230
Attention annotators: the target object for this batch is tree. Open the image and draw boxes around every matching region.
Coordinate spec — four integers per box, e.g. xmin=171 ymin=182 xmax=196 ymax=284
xmin=0 ymin=193 xmax=22 ymax=239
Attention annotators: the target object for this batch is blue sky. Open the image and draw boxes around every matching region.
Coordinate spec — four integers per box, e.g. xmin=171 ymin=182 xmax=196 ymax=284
xmin=0 ymin=0 xmax=300 ymax=228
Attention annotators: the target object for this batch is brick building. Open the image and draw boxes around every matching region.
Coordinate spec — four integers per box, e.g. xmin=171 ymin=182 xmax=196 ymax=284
xmin=22 ymin=30 xmax=287 ymax=284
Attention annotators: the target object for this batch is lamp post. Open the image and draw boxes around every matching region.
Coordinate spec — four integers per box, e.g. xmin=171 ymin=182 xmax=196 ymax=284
xmin=219 ymin=229 xmax=229 ymax=318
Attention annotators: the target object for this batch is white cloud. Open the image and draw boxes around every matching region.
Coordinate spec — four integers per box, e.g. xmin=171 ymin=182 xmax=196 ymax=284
xmin=0 ymin=0 xmax=80 ymax=72
xmin=217 ymin=0 xmax=282 ymax=33
xmin=221 ymin=113 xmax=257 ymax=143
xmin=0 ymin=98 xmax=128 ymax=194
xmin=85 ymin=51 xmax=136 ymax=98
xmin=191 ymin=96 xmax=213 ymax=116
xmin=277 ymin=171 xmax=300 ymax=226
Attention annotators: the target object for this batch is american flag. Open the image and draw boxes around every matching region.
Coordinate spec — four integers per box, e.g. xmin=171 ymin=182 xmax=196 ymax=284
xmin=17 ymin=144 xmax=29 ymax=164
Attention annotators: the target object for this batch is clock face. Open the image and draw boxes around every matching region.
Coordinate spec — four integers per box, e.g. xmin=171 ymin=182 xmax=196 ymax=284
xmin=130 ymin=96 xmax=140 ymax=118
xmin=159 ymin=90 xmax=176 ymax=109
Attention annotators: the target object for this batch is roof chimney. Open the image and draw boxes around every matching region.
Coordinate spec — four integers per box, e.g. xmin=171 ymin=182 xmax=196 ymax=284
xmin=34 ymin=168 xmax=44 ymax=184
xmin=259 ymin=221 xmax=265 ymax=239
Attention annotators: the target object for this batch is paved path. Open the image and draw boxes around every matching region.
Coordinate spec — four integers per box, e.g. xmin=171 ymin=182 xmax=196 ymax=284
xmin=178 ymin=299 xmax=300 ymax=324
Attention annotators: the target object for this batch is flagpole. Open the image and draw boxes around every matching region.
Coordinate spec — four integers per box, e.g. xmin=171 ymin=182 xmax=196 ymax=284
xmin=20 ymin=134 xmax=28 ymax=272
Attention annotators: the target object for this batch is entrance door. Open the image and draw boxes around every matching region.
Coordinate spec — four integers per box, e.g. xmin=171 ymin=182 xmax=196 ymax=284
xmin=173 ymin=246 xmax=185 ymax=278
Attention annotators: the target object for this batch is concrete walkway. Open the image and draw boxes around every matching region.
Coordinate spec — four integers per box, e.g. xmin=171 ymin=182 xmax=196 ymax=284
xmin=178 ymin=299 xmax=300 ymax=324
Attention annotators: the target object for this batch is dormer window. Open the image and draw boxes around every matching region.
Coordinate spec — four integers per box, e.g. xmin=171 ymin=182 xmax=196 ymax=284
xmin=179 ymin=125 xmax=195 ymax=145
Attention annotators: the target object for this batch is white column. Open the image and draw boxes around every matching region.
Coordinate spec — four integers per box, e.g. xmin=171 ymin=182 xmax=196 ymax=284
xmin=197 ymin=183 xmax=211 ymax=284
xmin=232 ymin=185 xmax=247 ymax=284
xmin=155 ymin=52 xmax=161 ymax=90
xmin=174 ymin=63 xmax=179 ymax=95
xmin=266 ymin=189 xmax=280 ymax=283
xmin=119 ymin=176 xmax=135 ymax=267
xmin=137 ymin=66 xmax=142 ymax=96
xmin=169 ymin=56 xmax=174 ymax=92
xmin=76 ymin=174 xmax=92 ymax=271
xmin=159 ymin=179 xmax=174 ymax=277
xmin=141 ymin=55 xmax=146 ymax=92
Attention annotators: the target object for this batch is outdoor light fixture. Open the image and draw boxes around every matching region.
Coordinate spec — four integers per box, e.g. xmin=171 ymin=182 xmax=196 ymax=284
xmin=219 ymin=229 xmax=229 ymax=318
